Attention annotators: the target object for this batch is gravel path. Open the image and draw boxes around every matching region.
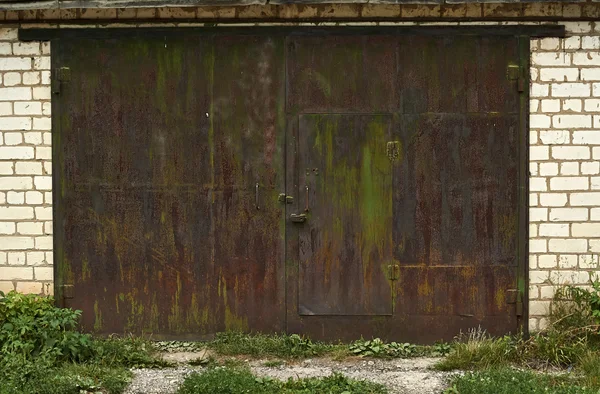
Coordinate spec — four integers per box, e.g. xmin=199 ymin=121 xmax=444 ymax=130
xmin=124 ymin=353 xmax=454 ymax=394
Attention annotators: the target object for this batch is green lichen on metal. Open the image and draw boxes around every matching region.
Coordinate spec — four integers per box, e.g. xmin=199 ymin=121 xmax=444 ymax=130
xmin=93 ymin=300 xmax=103 ymax=332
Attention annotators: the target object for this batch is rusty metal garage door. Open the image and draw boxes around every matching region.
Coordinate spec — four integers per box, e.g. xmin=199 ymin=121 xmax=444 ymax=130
xmin=49 ymin=28 xmax=537 ymax=341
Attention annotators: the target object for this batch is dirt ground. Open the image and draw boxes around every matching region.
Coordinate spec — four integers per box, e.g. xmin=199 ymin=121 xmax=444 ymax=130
xmin=124 ymin=351 xmax=455 ymax=394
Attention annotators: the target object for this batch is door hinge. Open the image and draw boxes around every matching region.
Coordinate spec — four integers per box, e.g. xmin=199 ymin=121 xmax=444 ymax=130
xmin=507 ymin=64 xmax=525 ymax=93
xmin=52 ymin=67 xmax=71 ymax=95
xmin=60 ymin=284 xmax=74 ymax=299
xmin=387 ymin=264 xmax=399 ymax=281
xmin=506 ymin=288 xmax=523 ymax=317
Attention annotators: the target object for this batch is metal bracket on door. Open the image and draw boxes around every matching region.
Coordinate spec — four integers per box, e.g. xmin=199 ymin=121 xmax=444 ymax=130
xmin=387 ymin=264 xmax=399 ymax=281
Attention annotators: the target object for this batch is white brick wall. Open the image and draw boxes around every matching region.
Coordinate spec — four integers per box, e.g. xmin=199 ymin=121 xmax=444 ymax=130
xmin=0 ymin=20 xmax=597 ymax=334
xmin=0 ymin=27 xmax=52 ymax=296
xmin=530 ymin=22 xmax=600 ymax=331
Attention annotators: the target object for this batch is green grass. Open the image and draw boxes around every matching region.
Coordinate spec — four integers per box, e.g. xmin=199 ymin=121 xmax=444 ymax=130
xmin=177 ymin=365 xmax=387 ymax=394
xmin=445 ymin=368 xmax=597 ymax=394
xmin=207 ymin=331 xmax=342 ymax=359
xmin=0 ymin=363 xmax=131 ymax=394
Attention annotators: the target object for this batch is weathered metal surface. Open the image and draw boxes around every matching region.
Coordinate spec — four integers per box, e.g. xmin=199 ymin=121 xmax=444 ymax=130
xmin=55 ymin=29 xmax=526 ymax=342
xmin=285 ymin=33 xmax=524 ymax=341
xmin=296 ymin=114 xmax=394 ymax=316
xmin=54 ymin=35 xmax=286 ymax=337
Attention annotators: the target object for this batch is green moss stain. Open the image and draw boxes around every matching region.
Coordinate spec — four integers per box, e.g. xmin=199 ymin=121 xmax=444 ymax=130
xmin=93 ymin=301 xmax=103 ymax=332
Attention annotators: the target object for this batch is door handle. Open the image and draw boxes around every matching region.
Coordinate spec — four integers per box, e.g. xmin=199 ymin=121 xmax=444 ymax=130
xmin=290 ymin=213 xmax=307 ymax=223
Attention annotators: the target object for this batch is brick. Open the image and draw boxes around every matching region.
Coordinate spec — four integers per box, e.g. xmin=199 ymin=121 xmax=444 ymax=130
xmin=591 ymin=239 xmax=600 ymax=252
xmin=0 ymin=222 xmax=15 ymax=235
xmin=530 ymin=239 xmax=547 ymax=253
xmin=26 ymin=251 xmax=45 ymax=265
xmin=7 ymin=191 xmax=24 ymax=204
xmin=0 ymin=87 xmax=31 ymax=102
xmin=8 ymin=252 xmax=25 ymax=265
xmin=15 ymin=162 xmax=42 ymax=175
xmin=586 ymin=98 xmax=600 ymax=111
xmin=581 ymin=69 xmax=600 ymax=81
xmin=33 ymin=57 xmax=50 ymax=70
xmin=560 ymin=162 xmax=579 ymax=175
xmin=34 ymin=207 xmax=51 ymax=220
xmin=563 ymin=99 xmax=582 ymax=112
xmin=551 ymin=146 xmax=590 ymax=160
xmin=0 ymin=177 xmax=32 ymax=190
xmin=25 ymin=191 xmax=43 ymax=205
xmin=550 ymin=177 xmax=588 ymax=191
xmin=530 ymin=146 xmax=549 ymax=161
xmin=32 ymin=117 xmax=51 ymax=131
xmin=559 ymin=255 xmax=578 ymax=269
xmin=532 ymin=52 xmax=571 ymax=66
xmin=530 ymin=207 xmax=548 ymax=222
xmin=0 ymin=57 xmax=31 ymax=71
xmin=572 ymin=223 xmax=600 ymax=237
xmin=0 ymin=267 xmax=32 ymax=280
xmin=549 ymin=208 xmax=588 ymax=221
xmin=541 ymin=68 xmax=578 ymax=81
xmin=529 ymin=255 xmax=537 ymax=269
xmin=538 ymin=255 xmax=557 ymax=268
xmin=539 ymin=163 xmax=558 ymax=176
xmin=0 ymin=102 xmax=12 ymax=116
xmin=573 ymin=131 xmax=600 ymax=145
xmin=0 ymin=236 xmax=34 ymax=250
xmin=564 ymin=36 xmax=581 ymax=50
xmin=0 ymin=207 xmax=34 ymax=220
xmin=540 ymin=99 xmax=560 ymax=112
xmin=34 ymin=266 xmax=52 ymax=281
xmin=564 ymin=22 xmax=593 ymax=34
xmin=553 ymin=115 xmax=592 ymax=128
xmin=14 ymin=101 xmax=42 ymax=115
xmin=3 ymin=72 xmax=20 ymax=86
xmin=32 ymin=87 xmax=50 ymax=100
xmin=531 ymin=99 xmax=540 ymax=112
xmin=579 ymin=254 xmax=599 ymax=269
xmin=570 ymin=192 xmax=600 ymax=206
xmin=592 ymin=177 xmax=600 ymax=190
xmin=23 ymin=131 xmax=42 ymax=145
xmin=0 ymin=146 xmax=34 ymax=159
xmin=34 ymin=236 xmax=52 ymax=249
xmin=582 ymin=162 xmax=600 ymax=175
xmin=530 ymin=223 xmax=538 ymax=236
xmin=551 ymin=83 xmax=590 ymax=97
xmin=0 ymin=28 xmax=18 ymax=40
xmin=530 ymin=163 xmax=539 ymax=176
xmin=539 ymin=223 xmax=569 ymax=237
xmin=594 ymin=147 xmax=600 ymax=160
xmin=17 ymin=222 xmax=43 ymax=235
xmin=592 ymin=208 xmax=600 ymax=221
xmin=0 ymin=281 xmax=14 ymax=293
xmin=12 ymin=42 xmax=40 ymax=56
xmin=540 ymin=37 xmax=560 ymax=51
xmin=531 ymin=84 xmax=549 ymax=98
xmin=35 ymin=147 xmax=51 ymax=160
xmin=539 ymin=130 xmax=569 ymax=144
xmin=4 ymin=132 xmax=22 ymax=145
xmin=530 ymin=177 xmax=547 ymax=192
xmin=34 ymin=176 xmax=51 ymax=190
xmin=540 ymin=193 xmax=568 ymax=207
xmin=573 ymin=52 xmax=600 ymax=66
xmin=530 ymin=270 xmax=550 ymax=284
xmin=15 ymin=281 xmax=42 ymax=294
xmin=549 ymin=238 xmax=588 ymax=253
xmin=530 ymin=300 xmax=550 ymax=315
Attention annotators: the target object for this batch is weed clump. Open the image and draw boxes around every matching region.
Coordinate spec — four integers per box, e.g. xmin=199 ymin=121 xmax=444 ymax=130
xmin=177 ymin=365 xmax=387 ymax=394
xmin=0 ymin=291 xmax=165 ymax=394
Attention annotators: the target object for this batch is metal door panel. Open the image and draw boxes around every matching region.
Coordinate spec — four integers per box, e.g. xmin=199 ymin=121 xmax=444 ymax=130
xmin=296 ymin=114 xmax=394 ymax=316
xmin=55 ymin=35 xmax=286 ymax=337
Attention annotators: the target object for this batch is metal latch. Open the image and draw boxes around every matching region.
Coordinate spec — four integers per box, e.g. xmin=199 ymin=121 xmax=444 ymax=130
xmin=278 ymin=194 xmax=294 ymax=204
xmin=506 ymin=289 xmax=523 ymax=317
xmin=387 ymin=264 xmax=399 ymax=281
xmin=387 ymin=141 xmax=401 ymax=161
xmin=61 ymin=284 xmax=74 ymax=299
xmin=506 ymin=64 xmax=525 ymax=92
xmin=290 ymin=213 xmax=307 ymax=223
xmin=52 ymin=67 xmax=71 ymax=95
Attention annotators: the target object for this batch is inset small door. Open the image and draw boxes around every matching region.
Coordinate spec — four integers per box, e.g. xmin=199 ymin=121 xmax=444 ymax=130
xmin=292 ymin=114 xmax=395 ymax=317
